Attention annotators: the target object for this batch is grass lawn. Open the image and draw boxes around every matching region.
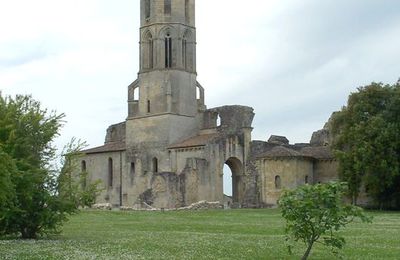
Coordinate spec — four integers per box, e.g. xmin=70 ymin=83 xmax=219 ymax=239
xmin=1 ymin=209 xmax=400 ymax=259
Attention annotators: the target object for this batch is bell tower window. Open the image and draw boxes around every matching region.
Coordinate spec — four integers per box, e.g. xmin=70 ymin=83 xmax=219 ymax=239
xmin=164 ymin=0 xmax=171 ymax=15
xmin=145 ymin=0 xmax=151 ymax=19
xmin=165 ymin=33 xmax=172 ymax=68
xmin=149 ymin=39 xmax=153 ymax=69
xmin=143 ymin=31 xmax=154 ymax=70
xmin=185 ymin=0 xmax=189 ymax=23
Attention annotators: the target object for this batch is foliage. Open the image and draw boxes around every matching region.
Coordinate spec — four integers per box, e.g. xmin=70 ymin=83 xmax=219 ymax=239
xmin=0 ymin=95 xmax=75 ymax=239
xmin=331 ymin=81 xmax=400 ymax=208
xmin=279 ymin=182 xmax=371 ymax=260
xmin=57 ymin=138 xmax=103 ymax=208
xmin=0 ymin=148 xmax=17 ymax=228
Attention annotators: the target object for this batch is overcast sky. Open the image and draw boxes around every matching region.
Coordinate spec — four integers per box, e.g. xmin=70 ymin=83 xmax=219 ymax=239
xmin=1 ymin=0 xmax=400 ymax=151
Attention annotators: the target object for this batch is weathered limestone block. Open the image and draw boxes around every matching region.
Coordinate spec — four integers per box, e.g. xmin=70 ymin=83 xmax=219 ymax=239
xmin=92 ymin=203 xmax=112 ymax=210
xmin=310 ymin=129 xmax=330 ymax=146
xmin=268 ymin=135 xmax=289 ymax=145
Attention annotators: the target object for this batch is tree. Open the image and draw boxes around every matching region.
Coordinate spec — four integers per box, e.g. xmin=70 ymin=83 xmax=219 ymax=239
xmin=0 ymin=95 xmax=75 ymax=238
xmin=331 ymin=81 xmax=400 ymax=208
xmin=57 ymin=138 xmax=103 ymax=209
xmin=0 ymin=149 xmax=17 ymax=235
xmin=279 ymin=182 xmax=371 ymax=260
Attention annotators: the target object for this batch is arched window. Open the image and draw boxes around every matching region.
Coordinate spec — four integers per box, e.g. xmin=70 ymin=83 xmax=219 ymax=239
xmin=164 ymin=0 xmax=171 ymax=15
xmin=165 ymin=33 xmax=172 ymax=68
xmin=152 ymin=157 xmax=158 ymax=173
xmin=275 ymin=175 xmax=281 ymax=189
xmin=305 ymin=175 xmax=309 ymax=184
xmin=108 ymin=158 xmax=113 ymax=187
xmin=143 ymin=31 xmax=153 ymax=69
xmin=216 ymin=114 xmax=221 ymax=127
xmin=145 ymin=0 xmax=151 ymax=19
xmin=182 ymin=30 xmax=192 ymax=71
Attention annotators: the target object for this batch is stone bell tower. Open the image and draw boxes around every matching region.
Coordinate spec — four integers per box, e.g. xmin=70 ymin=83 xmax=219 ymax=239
xmin=128 ymin=0 xmax=198 ymax=119
xmin=126 ymin=0 xmax=203 ymax=172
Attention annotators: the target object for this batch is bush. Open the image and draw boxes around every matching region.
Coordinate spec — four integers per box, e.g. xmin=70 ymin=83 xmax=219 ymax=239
xmin=279 ymin=182 xmax=371 ymax=260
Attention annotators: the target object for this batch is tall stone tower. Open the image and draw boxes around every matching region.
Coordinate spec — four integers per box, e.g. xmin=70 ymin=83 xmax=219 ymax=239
xmin=129 ymin=0 xmax=197 ymax=117
xmin=126 ymin=0 xmax=203 ymax=173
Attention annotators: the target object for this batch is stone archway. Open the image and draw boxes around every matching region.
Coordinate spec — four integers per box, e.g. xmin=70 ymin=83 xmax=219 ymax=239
xmin=224 ymin=157 xmax=244 ymax=205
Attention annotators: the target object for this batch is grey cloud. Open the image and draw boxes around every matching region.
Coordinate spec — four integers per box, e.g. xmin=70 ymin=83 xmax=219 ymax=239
xmin=0 ymin=49 xmax=48 ymax=68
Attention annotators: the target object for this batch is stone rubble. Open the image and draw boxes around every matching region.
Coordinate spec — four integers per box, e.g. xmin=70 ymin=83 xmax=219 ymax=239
xmin=116 ymin=200 xmax=222 ymax=211
xmin=92 ymin=203 xmax=112 ymax=210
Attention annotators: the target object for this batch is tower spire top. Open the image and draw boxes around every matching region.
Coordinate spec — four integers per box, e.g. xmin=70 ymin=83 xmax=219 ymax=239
xmin=141 ymin=0 xmax=195 ymax=27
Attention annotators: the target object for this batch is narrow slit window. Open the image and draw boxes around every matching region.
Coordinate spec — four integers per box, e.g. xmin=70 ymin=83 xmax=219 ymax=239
xmin=81 ymin=160 xmax=87 ymax=189
xmin=164 ymin=0 xmax=171 ymax=15
xmin=275 ymin=175 xmax=281 ymax=189
xmin=165 ymin=34 xmax=172 ymax=68
xmin=81 ymin=160 xmax=87 ymax=172
xmin=147 ymin=100 xmax=151 ymax=113
xmin=182 ymin=38 xmax=187 ymax=69
xmin=149 ymin=39 xmax=153 ymax=69
xmin=108 ymin=158 xmax=113 ymax=187
xmin=152 ymin=158 xmax=158 ymax=173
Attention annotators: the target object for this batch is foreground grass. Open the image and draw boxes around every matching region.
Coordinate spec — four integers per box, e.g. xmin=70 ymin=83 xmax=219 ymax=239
xmin=1 ymin=209 xmax=400 ymax=259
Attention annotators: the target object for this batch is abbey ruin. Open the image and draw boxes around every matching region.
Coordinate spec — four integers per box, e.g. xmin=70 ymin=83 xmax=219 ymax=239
xmin=78 ymin=0 xmax=339 ymax=209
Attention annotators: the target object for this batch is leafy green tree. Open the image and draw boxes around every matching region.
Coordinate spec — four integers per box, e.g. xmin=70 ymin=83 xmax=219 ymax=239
xmin=279 ymin=182 xmax=371 ymax=260
xmin=331 ymin=81 xmax=400 ymax=208
xmin=0 ymin=95 xmax=75 ymax=239
xmin=0 ymin=148 xmax=17 ymax=233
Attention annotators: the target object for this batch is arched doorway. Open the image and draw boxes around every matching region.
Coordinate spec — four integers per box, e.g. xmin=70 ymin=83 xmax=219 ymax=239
xmin=224 ymin=157 xmax=243 ymax=206
xmin=223 ymin=164 xmax=232 ymax=205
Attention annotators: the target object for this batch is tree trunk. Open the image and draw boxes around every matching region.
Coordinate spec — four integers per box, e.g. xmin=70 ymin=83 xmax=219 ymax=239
xmin=301 ymin=242 xmax=314 ymax=260
xmin=21 ymin=227 xmax=37 ymax=239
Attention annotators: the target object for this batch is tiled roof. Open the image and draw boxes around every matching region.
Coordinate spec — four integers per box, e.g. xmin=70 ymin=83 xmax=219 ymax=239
xmin=300 ymin=146 xmax=334 ymax=159
xmin=82 ymin=141 xmax=126 ymax=154
xmin=256 ymin=146 xmax=305 ymax=159
xmin=168 ymin=134 xmax=218 ymax=149
xmin=256 ymin=144 xmax=334 ymax=160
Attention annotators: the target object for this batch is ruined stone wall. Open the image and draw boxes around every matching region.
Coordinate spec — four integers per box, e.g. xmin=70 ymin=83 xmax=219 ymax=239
xmin=126 ymin=114 xmax=200 ymax=148
xmin=313 ymin=160 xmax=338 ymax=184
xmin=81 ymin=151 xmax=126 ymax=207
xmin=259 ymin=158 xmax=313 ymax=206
xmin=105 ymin=122 xmax=126 ymax=144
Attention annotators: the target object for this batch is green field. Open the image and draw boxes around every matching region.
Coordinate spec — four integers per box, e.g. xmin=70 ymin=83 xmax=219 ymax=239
xmin=1 ymin=209 xmax=400 ymax=259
